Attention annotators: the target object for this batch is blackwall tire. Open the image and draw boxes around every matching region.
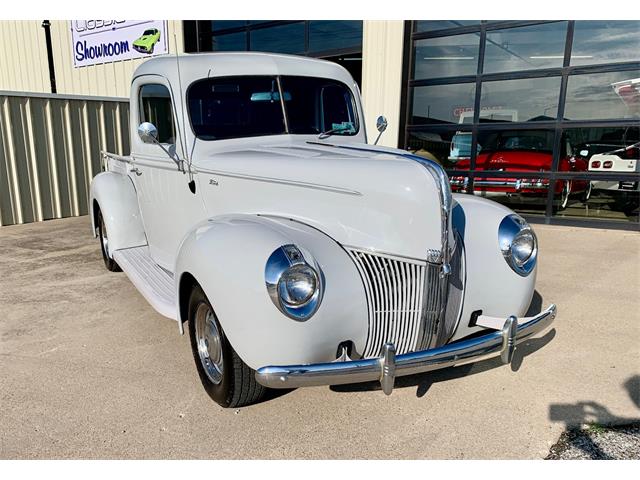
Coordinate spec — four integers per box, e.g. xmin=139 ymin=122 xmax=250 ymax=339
xmin=187 ymin=284 xmax=266 ymax=408
xmin=97 ymin=209 xmax=121 ymax=272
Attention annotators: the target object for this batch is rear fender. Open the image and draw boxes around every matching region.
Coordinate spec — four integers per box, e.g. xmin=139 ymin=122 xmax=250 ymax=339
xmin=174 ymin=214 xmax=368 ymax=370
xmin=90 ymin=172 xmax=147 ymax=254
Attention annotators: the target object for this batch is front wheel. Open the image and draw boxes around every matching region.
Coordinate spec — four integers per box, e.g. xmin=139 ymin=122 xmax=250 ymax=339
xmin=97 ymin=209 xmax=120 ymax=272
xmin=187 ymin=284 xmax=266 ymax=408
xmin=582 ymin=181 xmax=592 ymax=202
xmin=558 ymin=180 xmax=571 ymax=211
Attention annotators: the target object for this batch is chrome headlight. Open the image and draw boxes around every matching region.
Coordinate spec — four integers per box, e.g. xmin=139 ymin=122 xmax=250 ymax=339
xmin=498 ymin=214 xmax=538 ymax=276
xmin=265 ymin=244 xmax=323 ymax=321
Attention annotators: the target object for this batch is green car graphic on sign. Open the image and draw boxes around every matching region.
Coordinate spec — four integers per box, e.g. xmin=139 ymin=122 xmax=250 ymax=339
xmin=132 ymin=28 xmax=161 ymax=54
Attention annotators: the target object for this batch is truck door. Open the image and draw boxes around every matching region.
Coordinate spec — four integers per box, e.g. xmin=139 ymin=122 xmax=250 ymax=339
xmin=130 ymin=75 xmax=206 ymax=271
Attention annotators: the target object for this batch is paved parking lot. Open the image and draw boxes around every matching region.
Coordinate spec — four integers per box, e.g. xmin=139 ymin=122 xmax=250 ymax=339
xmin=0 ymin=216 xmax=638 ymax=459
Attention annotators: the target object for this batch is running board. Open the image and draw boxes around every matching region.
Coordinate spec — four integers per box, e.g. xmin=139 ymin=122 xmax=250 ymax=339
xmin=112 ymin=246 xmax=177 ymax=321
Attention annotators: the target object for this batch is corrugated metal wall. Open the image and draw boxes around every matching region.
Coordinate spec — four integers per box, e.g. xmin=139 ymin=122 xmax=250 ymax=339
xmin=0 ymin=91 xmax=129 ymax=226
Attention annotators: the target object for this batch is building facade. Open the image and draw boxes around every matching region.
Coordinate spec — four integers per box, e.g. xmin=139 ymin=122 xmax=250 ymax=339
xmin=0 ymin=20 xmax=638 ymax=229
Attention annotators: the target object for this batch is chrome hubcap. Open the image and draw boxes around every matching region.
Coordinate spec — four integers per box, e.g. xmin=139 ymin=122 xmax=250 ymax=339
xmin=195 ymin=303 xmax=223 ymax=384
xmin=100 ymin=219 xmax=109 ymax=257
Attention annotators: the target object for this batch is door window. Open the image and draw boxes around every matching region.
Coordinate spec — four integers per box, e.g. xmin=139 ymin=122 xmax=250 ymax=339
xmin=139 ymin=84 xmax=176 ymax=144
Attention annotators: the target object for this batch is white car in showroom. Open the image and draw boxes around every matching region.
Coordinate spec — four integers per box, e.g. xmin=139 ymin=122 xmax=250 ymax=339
xmin=90 ymin=53 xmax=556 ymax=407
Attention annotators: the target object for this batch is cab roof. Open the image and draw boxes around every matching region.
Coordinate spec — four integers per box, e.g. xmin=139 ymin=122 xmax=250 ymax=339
xmin=132 ymin=52 xmax=357 ymax=89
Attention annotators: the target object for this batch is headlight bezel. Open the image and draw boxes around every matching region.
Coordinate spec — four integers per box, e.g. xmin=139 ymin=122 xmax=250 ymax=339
xmin=498 ymin=214 xmax=538 ymax=276
xmin=265 ymin=244 xmax=324 ymax=321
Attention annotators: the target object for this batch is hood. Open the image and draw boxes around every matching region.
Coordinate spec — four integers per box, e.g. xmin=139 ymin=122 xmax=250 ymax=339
xmin=193 ymin=139 xmax=449 ymax=261
xmin=456 ymin=150 xmax=553 ymax=171
xmin=134 ymin=35 xmax=155 ymax=44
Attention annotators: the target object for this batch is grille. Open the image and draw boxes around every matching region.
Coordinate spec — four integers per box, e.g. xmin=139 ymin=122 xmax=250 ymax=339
xmin=347 ymin=243 xmax=464 ymax=358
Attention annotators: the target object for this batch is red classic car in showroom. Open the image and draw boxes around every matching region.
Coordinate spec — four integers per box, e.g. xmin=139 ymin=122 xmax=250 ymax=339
xmin=449 ymin=130 xmax=591 ymax=210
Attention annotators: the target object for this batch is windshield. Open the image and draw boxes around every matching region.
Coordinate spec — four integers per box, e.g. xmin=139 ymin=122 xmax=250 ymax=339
xmin=143 ymin=29 xmax=156 ymax=35
xmin=480 ymin=131 xmax=555 ymax=153
xmin=187 ymin=75 xmax=358 ymax=141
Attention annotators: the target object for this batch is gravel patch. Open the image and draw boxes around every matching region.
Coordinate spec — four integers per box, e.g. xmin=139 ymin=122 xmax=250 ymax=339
xmin=546 ymin=423 xmax=640 ymax=460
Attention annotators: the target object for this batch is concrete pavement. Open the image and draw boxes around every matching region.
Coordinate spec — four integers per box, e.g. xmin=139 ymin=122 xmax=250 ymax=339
xmin=0 ymin=216 xmax=638 ymax=459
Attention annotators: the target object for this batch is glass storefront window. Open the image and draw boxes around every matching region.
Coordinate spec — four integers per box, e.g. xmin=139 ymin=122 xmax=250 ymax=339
xmin=308 ymin=21 xmax=362 ymax=53
xmin=210 ymin=21 xmax=247 ymax=32
xmin=474 ymin=129 xmax=558 ymax=172
xmin=451 ymin=174 xmax=550 ymax=216
xmin=480 ymin=76 xmax=561 ymax=121
xmin=552 ymin=179 xmax=639 ymax=223
xmin=413 ymin=34 xmax=480 ymax=80
xmin=411 ymin=83 xmax=476 ymax=125
xmin=414 ymin=21 xmax=480 ymax=32
xmin=564 ymin=70 xmax=640 ymax=121
xmin=571 ymin=21 xmax=640 ymax=66
xmin=484 ymin=22 xmax=568 ymax=73
xmin=564 ymin=127 xmax=640 ymax=169
xmin=406 ymin=20 xmax=639 ymax=227
xmin=406 ymin=130 xmax=465 ymax=168
xmin=249 ymin=22 xmax=305 ymax=54
xmin=211 ymin=32 xmax=246 ymax=51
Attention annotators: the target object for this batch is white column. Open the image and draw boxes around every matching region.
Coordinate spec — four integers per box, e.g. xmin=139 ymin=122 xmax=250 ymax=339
xmin=361 ymin=20 xmax=406 ymax=148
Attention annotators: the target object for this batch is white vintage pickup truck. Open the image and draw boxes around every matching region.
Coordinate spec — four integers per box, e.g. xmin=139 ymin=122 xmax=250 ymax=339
xmin=90 ymin=52 xmax=556 ymax=408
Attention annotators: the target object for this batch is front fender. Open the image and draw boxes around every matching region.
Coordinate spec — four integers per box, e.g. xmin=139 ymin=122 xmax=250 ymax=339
xmin=450 ymin=194 xmax=537 ymax=341
xmin=90 ymin=172 xmax=147 ymax=254
xmin=174 ymin=215 xmax=368 ymax=370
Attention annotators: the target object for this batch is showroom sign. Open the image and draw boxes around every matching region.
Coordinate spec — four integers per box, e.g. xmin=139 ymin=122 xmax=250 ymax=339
xmin=71 ymin=20 xmax=168 ymax=68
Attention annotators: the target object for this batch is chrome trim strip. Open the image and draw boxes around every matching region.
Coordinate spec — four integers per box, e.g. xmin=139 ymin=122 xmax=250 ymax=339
xmin=195 ymin=167 xmax=362 ymax=196
xmin=255 ymin=304 xmax=557 ymax=393
xmin=344 ymin=245 xmax=428 ymax=266
xmin=101 ymin=151 xmax=131 ymax=164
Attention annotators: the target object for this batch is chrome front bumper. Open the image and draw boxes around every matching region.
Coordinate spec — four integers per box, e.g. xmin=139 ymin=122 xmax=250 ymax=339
xmin=450 ymin=178 xmax=550 ymax=190
xmin=255 ymin=304 xmax=557 ymax=395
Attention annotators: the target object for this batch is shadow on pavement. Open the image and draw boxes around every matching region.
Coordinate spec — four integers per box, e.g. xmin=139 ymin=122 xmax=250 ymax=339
xmin=547 ymin=374 xmax=640 ymax=459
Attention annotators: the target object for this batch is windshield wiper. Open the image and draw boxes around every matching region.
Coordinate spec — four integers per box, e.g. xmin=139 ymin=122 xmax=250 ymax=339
xmin=318 ymin=128 xmax=344 ymax=140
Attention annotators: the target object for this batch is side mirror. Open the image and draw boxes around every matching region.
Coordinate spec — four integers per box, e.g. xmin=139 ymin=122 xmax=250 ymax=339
xmin=137 ymin=122 xmax=159 ymax=144
xmin=374 ymin=115 xmax=388 ymax=146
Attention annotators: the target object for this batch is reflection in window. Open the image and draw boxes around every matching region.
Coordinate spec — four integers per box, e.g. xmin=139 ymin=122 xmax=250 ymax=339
xmin=414 ymin=20 xmax=480 ymax=32
xmin=210 ymin=21 xmax=247 ymax=32
xmin=553 ymin=180 xmax=639 ymax=223
xmin=411 ymin=82 xmax=476 ymax=124
xmin=406 ymin=130 xmax=462 ymax=168
xmin=572 ymin=21 xmax=640 ymax=66
xmin=480 ymin=76 xmax=561 ymax=121
xmin=211 ymin=32 xmax=247 ymax=51
xmin=474 ymin=129 xmax=581 ymax=172
xmin=187 ymin=75 xmax=358 ymax=140
xmin=484 ymin=22 xmax=568 ymax=73
xmin=139 ymin=84 xmax=175 ymax=144
xmin=564 ymin=71 xmax=640 ymax=121
xmin=249 ymin=22 xmax=305 ymax=54
xmin=308 ymin=21 xmax=362 ymax=53
xmin=279 ymin=76 xmax=358 ymax=136
xmin=413 ymin=34 xmax=480 ymax=80
xmin=565 ymin=127 xmax=640 ymax=171
xmin=187 ymin=76 xmax=286 ymax=141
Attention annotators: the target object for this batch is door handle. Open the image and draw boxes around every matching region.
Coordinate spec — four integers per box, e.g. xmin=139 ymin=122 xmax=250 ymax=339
xmin=131 ymin=167 xmax=142 ymax=176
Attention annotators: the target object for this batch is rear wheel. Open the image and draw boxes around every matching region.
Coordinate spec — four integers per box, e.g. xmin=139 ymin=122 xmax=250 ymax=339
xmin=97 ymin=209 xmax=120 ymax=272
xmin=187 ymin=284 xmax=266 ymax=408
